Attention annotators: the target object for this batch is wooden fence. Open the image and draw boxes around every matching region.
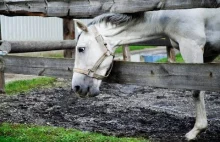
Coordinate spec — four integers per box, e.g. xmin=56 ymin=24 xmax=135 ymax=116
xmin=0 ymin=38 xmax=171 ymax=53
xmin=0 ymin=0 xmax=219 ymax=17
xmin=3 ymin=55 xmax=220 ymax=91
xmin=0 ymin=0 xmax=219 ymax=93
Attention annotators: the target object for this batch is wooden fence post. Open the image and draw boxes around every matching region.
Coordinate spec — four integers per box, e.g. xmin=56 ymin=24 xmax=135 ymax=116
xmin=0 ymin=57 xmax=5 ymax=93
xmin=122 ymin=45 xmax=131 ymax=61
xmin=0 ymin=21 xmax=5 ymax=94
xmin=63 ymin=18 xmax=75 ymax=58
xmin=166 ymin=46 xmax=176 ymax=63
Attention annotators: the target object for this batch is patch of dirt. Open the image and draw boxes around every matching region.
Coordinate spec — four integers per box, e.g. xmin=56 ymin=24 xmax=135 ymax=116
xmin=0 ymin=81 xmax=220 ymax=142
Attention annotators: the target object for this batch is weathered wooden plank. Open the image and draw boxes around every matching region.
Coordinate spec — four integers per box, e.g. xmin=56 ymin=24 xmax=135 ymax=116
xmin=0 ymin=0 xmax=47 ymax=16
xmin=111 ymin=0 xmax=220 ymax=13
xmin=105 ymin=61 xmax=220 ymax=91
xmin=0 ymin=0 xmax=219 ymax=17
xmin=4 ymin=56 xmax=74 ymax=78
xmin=3 ymin=55 xmax=220 ymax=91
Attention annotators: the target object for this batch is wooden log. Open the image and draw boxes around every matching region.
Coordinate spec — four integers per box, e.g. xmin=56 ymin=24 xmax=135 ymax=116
xmin=0 ymin=57 xmax=5 ymax=93
xmin=4 ymin=55 xmax=220 ymax=91
xmin=2 ymin=40 xmax=76 ymax=53
xmin=63 ymin=18 xmax=75 ymax=58
xmin=0 ymin=42 xmax=11 ymax=54
xmin=0 ymin=39 xmax=170 ymax=54
xmin=0 ymin=0 xmax=219 ymax=18
xmin=122 ymin=45 xmax=131 ymax=61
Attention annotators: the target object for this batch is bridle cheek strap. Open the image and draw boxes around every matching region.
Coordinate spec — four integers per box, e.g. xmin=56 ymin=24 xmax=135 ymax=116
xmin=74 ymin=53 xmax=114 ymax=80
xmin=74 ymin=68 xmax=107 ymax=80
xmin=74 ymin=25 xmax=114 ymax=80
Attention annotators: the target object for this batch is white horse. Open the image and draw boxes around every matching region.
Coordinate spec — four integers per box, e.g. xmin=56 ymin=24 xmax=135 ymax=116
xmin=72 ymin=8 xmax=220 ymax=141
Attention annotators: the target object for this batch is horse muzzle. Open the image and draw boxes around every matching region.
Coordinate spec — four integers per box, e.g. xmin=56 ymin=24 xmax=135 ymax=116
xmin=72 ymin=84 xmax=100 ymax=98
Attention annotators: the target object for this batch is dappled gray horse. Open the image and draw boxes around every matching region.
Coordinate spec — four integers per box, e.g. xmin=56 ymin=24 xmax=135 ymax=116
xmin=72 ymin=8 xmax=220 ymax=141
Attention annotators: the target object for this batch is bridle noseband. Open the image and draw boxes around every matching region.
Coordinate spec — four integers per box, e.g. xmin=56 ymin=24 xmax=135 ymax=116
xmin=73 ymin=26 xmax=114 ymax=80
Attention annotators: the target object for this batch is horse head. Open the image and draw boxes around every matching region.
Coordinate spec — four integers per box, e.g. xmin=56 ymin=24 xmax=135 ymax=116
xmin=72 ymin=20 xmax=115 ymax=98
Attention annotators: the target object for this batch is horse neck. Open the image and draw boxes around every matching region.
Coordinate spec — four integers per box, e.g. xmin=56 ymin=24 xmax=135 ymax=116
xmin=96 ymin=11 xmax=164 ymax=48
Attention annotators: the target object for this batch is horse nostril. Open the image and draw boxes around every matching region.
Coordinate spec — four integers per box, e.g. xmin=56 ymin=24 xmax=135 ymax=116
xmin=75 ymin=85 xmax=81 ymax=92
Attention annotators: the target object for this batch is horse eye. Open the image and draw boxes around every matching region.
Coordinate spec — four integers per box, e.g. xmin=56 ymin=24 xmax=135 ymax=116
xmin=78 ymin=47 xmax=85 ymax=53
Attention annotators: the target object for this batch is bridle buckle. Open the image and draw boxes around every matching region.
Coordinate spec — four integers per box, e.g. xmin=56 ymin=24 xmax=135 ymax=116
xmin=105 ymin=51 xmax=111 ymax=56
xmin=88 ymin=69 xmax=95 ymax=77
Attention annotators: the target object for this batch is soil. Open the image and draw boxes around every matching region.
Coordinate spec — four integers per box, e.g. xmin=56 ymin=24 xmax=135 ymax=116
xmin=0 ymin=80 xmax=220 ymax=142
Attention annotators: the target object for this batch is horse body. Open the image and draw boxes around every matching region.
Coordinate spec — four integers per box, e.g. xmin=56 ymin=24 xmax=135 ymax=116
xmin=72 ymin=8 xmax=220 ymax=141
xmin=95 ymin=8 xmax=220 ymax=63
xmin=160 ymin=8 xmax=220 ymax=62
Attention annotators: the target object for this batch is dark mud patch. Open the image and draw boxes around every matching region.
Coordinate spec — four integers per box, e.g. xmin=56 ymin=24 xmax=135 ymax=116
xmin=0 ymin=81 xmax=220 ymax=142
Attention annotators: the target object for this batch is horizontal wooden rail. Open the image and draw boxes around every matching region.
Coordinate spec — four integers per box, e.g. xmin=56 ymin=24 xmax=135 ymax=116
xmin=0 ymin=0 xmax=219 ymax=18
xmin=3 ymin=55 xmax=220 ymax=91
xmin=1 ymin=40 xmax=76 ymax=53
xmin=4 ymin=56 xmax=74 ymax=78
xmin=0 ymin=39 xmax=171 ymax=53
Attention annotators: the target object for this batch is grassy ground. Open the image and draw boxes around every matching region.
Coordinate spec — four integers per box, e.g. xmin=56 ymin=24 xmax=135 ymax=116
xmin=157 ymin=53 xmax=184 ymax=63
xmin=0 ymin=123 xmax=148 ymax=142
xmin=5 ymin=77 xmax=56 ymax=95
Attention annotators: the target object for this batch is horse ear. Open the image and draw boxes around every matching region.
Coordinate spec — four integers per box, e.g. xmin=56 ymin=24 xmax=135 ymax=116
xmin=74 ymin=19 xmax=88 ymax=32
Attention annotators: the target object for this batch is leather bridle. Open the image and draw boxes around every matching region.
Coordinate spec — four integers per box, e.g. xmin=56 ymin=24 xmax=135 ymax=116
xmin=73 ymin=25 xmax=114 ymax=80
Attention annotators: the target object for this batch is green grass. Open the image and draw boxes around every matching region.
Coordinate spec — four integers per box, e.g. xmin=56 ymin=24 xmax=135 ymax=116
xmin=156 ymin=53 xmax=184 ymax=63
xmin=115 ymin=46 xmax=155 ymax=54
xmin=5 ymin=77 xmax=56 ymax=95
xmin=0 ymin=123 xmax=148 ymax=142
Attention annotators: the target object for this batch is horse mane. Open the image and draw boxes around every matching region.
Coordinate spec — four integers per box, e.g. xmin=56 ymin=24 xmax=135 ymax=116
xmin=76 ymin=12 xmax=144 ymax=42
xmin=88 ymin=12 xmax=144 ymax=26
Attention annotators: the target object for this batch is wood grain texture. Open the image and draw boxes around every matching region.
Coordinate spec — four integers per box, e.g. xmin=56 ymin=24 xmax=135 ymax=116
xmin=63 ymin=18 xmax=75 ymax=58
xmin=3 ymin=40 xmax=75 ymax=53
xmin=2 ymin=39 xmax=170 ymax=54
xmin=4 ymin=56 xmax=74 ymax=78
xmin=4 ymin=56 xmax=220 ymax=91
xmin=0 ymin=0 xmax=219 ymax=17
